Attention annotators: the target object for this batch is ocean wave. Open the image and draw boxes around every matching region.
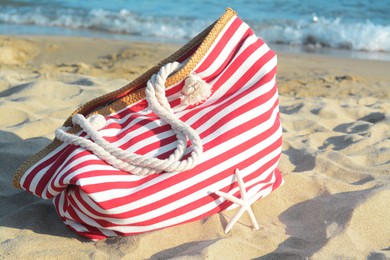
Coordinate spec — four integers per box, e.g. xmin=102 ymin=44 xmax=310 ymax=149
xmin=253 ymin=17 xmax=390 ymax=52
xmin=1 ymin=7 xmax=390 ymax=53
xmin=0 ymin=8 xmax=210 ymax=40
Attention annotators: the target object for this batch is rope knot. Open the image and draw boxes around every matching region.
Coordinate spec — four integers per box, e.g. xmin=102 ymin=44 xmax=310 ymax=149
xmin=181 ymin=74 xmax=212 ymax=106
xmin=88 ymin=114 xmax=107 ymax=130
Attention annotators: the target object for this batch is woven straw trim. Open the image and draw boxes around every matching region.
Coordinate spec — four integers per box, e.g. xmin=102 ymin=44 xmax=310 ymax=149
xmin=13 ymin=8 xmax=237 ymax=188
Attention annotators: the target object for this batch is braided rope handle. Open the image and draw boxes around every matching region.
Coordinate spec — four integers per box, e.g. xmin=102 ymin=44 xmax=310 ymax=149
xmin=55 ymin=62 xmax=203 ymax=175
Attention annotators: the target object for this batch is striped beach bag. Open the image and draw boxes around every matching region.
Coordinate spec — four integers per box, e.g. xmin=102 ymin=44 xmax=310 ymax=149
xmin=13 ymin=8 xmax=283 ymax=240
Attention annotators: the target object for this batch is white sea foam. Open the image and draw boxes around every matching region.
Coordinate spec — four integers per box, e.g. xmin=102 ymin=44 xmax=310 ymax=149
xmin=254 ymin=17 xmax=390 ymax=52
xmin=1 ymin=7 xmax=390 ymax=53
xmin=0 ymin=8 xmax=209 ymax=41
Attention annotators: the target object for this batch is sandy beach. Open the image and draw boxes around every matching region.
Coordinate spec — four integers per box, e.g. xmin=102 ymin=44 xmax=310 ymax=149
xmin=1 ymin=35 xmax=389 ymax=259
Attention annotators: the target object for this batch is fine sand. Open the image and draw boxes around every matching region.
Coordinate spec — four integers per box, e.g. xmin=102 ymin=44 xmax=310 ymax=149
xmin=0 ymin=35 xmax=389 ymax=259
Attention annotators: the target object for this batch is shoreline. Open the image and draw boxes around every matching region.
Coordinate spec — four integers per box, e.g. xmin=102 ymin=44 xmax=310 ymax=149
xmin=1 ymin=34 xmax=389 ymax=101
xmin=1 ymin=34 xmax=389 ymax=259
xmin=3 ymin=32 xmax=390 ymax=63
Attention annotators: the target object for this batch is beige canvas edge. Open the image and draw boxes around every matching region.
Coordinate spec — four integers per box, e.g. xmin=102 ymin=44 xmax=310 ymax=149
xmin=13 ymin=8 xmax=237 ymax=189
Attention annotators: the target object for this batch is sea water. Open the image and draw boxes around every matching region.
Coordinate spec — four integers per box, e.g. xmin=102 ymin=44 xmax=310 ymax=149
xmin=0 ymin=0 xmax=389 ymax=60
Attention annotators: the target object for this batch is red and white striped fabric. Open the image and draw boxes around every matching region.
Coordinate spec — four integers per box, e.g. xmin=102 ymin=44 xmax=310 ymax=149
xmin=20 ymin=14 xmax=283 ymax=240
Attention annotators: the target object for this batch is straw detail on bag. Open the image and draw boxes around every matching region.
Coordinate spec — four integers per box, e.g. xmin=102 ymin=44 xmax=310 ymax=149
xmin=55 ymin=62 xmax=204 ymax=176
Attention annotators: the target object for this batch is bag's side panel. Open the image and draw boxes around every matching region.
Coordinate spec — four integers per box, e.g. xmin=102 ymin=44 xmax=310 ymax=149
xmin=20 ymin=15 xmax=283 ymax=240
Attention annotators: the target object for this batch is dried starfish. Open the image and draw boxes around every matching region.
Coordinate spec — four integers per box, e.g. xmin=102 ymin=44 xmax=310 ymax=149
xmin=215 ymin=169 xmax=260 ymax=233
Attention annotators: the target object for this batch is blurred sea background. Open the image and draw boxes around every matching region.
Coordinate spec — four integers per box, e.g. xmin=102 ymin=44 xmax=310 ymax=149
xmin=0 ymin=0 xmax=389 ymax=60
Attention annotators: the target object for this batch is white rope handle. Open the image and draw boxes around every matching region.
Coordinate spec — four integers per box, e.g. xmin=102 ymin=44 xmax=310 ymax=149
xmin=55 ymin=62 xmax=203 ymax=176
